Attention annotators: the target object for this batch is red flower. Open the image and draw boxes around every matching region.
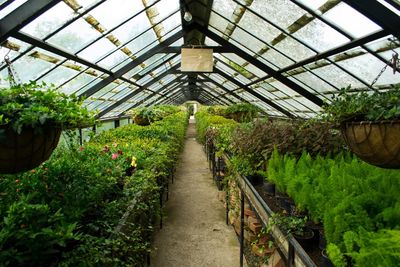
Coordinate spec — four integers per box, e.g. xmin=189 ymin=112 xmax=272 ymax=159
xmin=117 ymin=149 xmax=123 ymax=155
xmin=79 ymin=146 xmax=84 ymax=151
xmin=103 ymin=146 xmax=110 ymax=153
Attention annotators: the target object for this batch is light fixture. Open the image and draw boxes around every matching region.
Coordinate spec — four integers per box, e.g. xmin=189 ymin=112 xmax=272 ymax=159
xmin=183 ymin=10 xmax=192 ymax=22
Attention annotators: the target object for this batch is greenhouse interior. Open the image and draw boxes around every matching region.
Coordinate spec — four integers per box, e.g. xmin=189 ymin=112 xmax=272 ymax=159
xmin=0 ymin=0 xmax=400 ymax=266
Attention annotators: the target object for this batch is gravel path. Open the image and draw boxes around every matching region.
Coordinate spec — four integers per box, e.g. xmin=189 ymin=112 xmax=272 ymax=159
xmin=150 ymin=119 xmax=241 ymax=267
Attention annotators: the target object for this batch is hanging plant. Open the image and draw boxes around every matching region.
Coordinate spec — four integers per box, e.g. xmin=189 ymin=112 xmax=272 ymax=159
xmin=323 ymin=85 xmax=400 ymax=168
xmin=0 ymin=81 xmax=96 ymax=173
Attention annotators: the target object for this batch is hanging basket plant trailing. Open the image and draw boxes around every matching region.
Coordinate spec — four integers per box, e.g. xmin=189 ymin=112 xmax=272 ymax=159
xmin=224 ymin=103 xmax=262 ymax=123
xmin=323 ymin=85 xmax=400 ymax=168
xmin=0 ymin=81 xmax=95 ymax=173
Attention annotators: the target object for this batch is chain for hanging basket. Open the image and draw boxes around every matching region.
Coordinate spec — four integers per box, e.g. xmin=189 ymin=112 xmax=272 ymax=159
xmin=371 ymin=38 xmax=399 ymax=87
xmin=0 ymin=51 xmax=61 ymax=174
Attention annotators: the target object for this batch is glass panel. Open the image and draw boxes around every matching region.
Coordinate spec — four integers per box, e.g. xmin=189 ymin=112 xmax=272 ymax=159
xmin=231 ymin=27 xmax=266 ymax=53
xmin=244 ymin=63 xmax=267 ymax=79
xmin=20 ymin=2 xmax=75 ymax=39
xmin=294 ymin=19 xmax=349 ymax=52
xmin=98 ymin=49 xmax=128 ymax=69
xmin=261 ymin=48 xmax=294 ymax=69
xmin=238 ymin=10 xmax=281 ymax=44
xmin=59 ymin=71 xmax=98 ymax=94
xmin=295 ymin=0 xmax=326 ymax=11
xmin=323 ymin=2 xmax=382 ymax=38
xmin=6 ymin=53 xmax=55 ymax=83
xmin=38 ymin=65 xmax=80 ymax=87
xmin=111 ymin=11 xmax=152 ymax=44
xmin=276 ymin=36 xmax=317 ymax=62
xmin=47 ymin=18 xmax=102 ymax=53
xmin=152 ymin=0 xmax=179 ymax=24
xmin=211 ymin=0 xmax=236 ymax=19
xmin=89 ymin=0 xmax=143 ymax=30
xmin=311 ymin=63 xmax=365 ymax=88
xmin=291 ymin=71 xmax=337 ymax=94
xmin=205 ymin=37 xmax=220 ymax=46
xmin=209 ymin=12 xmax=230 ymax=33
xmin=126 ymin=30 xmax=158 ymax=56
xmin=78 ymin=38 xmax=118 ymax=62
xmin=250 ymin=0 xmax=306 ymax=29
xmin=335 ymin=52 xmax=400 ymax=86
xmin=0 ymin=0 xmax=27 ymax=19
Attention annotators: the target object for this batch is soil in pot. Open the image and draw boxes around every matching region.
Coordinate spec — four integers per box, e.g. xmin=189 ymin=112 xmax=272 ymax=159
xmin=261 ymin=181 xmax=275 ymax=196
xmin=293 ymin=227 xmax=315 ymax=251
xmin=275 ymin=195 xmax=294 ymax=214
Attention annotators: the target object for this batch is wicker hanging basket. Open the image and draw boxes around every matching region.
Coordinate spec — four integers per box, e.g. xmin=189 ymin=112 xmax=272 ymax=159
xmin=341 ymin=120 xmax=400 ymax=168
xmin=0 ymin=126 xmax=62 ymax=174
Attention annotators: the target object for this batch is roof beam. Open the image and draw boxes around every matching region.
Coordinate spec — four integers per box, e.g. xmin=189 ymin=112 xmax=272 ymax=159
xmin=162 ymin=46 xmax=230 ymax=53
xmin=80 ymin=30 xmax=184 ymax=98
xmin=214 ymin=69 xmax=295 ymax=118
xmin=0 ymin=0 xmax=61 ymax=44
xmin=343 ymin=0 xmax=400 ymax=38
xmin=200 ymin=74 xmax=248 ymax=103
xmin=246 ymin=29 xmax=389 ymax=87
xmin=96 ymin=64 xmax=180 ymax=118
xmin=193 ymin=22 xmax=324 ymax=107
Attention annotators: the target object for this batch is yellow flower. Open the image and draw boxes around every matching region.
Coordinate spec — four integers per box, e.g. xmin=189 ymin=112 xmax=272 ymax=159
xmin=131 ymin=156 xmax=137 ymax=167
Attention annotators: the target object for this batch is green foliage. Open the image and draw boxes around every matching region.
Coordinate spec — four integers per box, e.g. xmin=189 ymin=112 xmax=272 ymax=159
xmin=195 ymin=108 xmax=237 ymax=146
xmin=127 ymin=105 xmax=182 ymax=125
xmin=323 ymin=85 xmax=400 ymax=122
xmin=267 ymin=150 xmax=400 ymax=266
xmin=0 ymin=108 xmax=188 ymax=266
xmin=225 ymin=103 xmax=261 ymax=122
xmin=0 ymin=81 xmax=95 ymax=134
xmin=269 ymin=213 xmax=308 ymax=236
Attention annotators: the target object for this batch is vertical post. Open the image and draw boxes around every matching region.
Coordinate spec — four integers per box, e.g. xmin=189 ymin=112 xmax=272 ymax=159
xmin=114 ymin=119 xmax=120 ymax=128
xmin=226 ymin=188 xmax=229 ymax=225
xmin=79 ymin=128 xmax=83 ymax=146
xmin=240 ymin=189 xmax=244 ymax=267
xmin=92 ymin=125 xmax=96 ymax=134
xmin=288 ymin=243 xmax=295 ymax=267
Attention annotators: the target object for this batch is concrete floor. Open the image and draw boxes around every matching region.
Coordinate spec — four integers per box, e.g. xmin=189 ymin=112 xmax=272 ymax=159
xmin=150 ymin=119 xmax=241 ymax=267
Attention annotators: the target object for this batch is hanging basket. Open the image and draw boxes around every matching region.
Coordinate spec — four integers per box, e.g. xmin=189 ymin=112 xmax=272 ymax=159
xmin=0 ymin=125 xmax=62 ymax=174
xmin=341 ymin=120 xmax=400 ymax=169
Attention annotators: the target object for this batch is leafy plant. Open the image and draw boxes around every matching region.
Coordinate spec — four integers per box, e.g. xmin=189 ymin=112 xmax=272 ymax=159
xmin=269 ymin=213 xmax=308 ymax=236
xmin=225 ymin=103 xmax=261 ymax=122
xmin=323 ymin=85 xmax=400 ymax=122
xmin=0 ymin=81 xmax=95 ymax=134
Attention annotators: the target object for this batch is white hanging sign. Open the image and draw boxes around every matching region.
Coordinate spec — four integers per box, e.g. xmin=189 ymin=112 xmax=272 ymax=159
xmin=181 ymin=48 xmax=213 ymax=72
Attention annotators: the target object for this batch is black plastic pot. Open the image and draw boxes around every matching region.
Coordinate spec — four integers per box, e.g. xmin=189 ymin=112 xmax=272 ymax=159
xmin=262 ymin=181 xmax=275 ymax=196
xmin=276 ymin=195 xmax=295 ymax=213
xmin=319 ymin=228 xmax=327 ymax=250
xmin=293 ymin=227 xmax=315 ymax=251
xmin=246 ymin=173 xmax=264 ymax=186
xmin=321 ymin=249 xmax=334 ymax=267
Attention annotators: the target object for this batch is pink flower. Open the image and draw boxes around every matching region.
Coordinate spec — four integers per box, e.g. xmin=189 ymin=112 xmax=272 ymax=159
xmin=112 ymin=153 xmax=119 ymax=160
xmin=103 ymin=146 xmax=110 ymax=153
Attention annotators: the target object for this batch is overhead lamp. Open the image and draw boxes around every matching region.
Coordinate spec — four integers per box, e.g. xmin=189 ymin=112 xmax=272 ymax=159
xmin=183 ymin=10 xmax=192 ymax=22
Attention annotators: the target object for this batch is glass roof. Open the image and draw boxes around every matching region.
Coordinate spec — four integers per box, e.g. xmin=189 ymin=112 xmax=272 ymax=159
xmin=0 ymin=0 xmax=399 ymax=119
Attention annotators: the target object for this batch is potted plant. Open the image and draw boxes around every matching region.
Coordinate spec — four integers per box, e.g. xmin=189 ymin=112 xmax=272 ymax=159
xmin=323 ymin=85 xmax=400 ymax=168
xmin=0 ymin=81 xmax=95 ymax=173
xmin=269 ymin=213 xmax=314 ymax=251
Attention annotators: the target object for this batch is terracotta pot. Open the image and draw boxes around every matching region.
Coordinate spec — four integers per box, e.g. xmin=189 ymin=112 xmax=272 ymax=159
xmin=0 ymin=126 xmax=61 ymax=174
xmin=341 ymin=120 xmax=400 ymax=168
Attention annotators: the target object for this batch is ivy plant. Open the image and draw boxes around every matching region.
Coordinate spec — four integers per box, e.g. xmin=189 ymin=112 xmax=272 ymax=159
xmin=323 ymin=85 xmax=400 ymax=122
xmin=0 ymin=81 xmax=95 ymax=134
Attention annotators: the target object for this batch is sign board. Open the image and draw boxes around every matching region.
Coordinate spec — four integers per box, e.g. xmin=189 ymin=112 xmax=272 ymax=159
xmin=181 ymin=48 xmax=213 ymax=72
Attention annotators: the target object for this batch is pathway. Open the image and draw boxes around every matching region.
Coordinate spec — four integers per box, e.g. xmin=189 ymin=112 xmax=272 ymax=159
xmin=150 ymin=119 xmax=241 ymax=267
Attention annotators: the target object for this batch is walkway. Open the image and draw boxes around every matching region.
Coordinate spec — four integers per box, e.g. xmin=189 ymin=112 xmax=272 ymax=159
xmin=150 ymin=119 xmax=241 ymax=267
